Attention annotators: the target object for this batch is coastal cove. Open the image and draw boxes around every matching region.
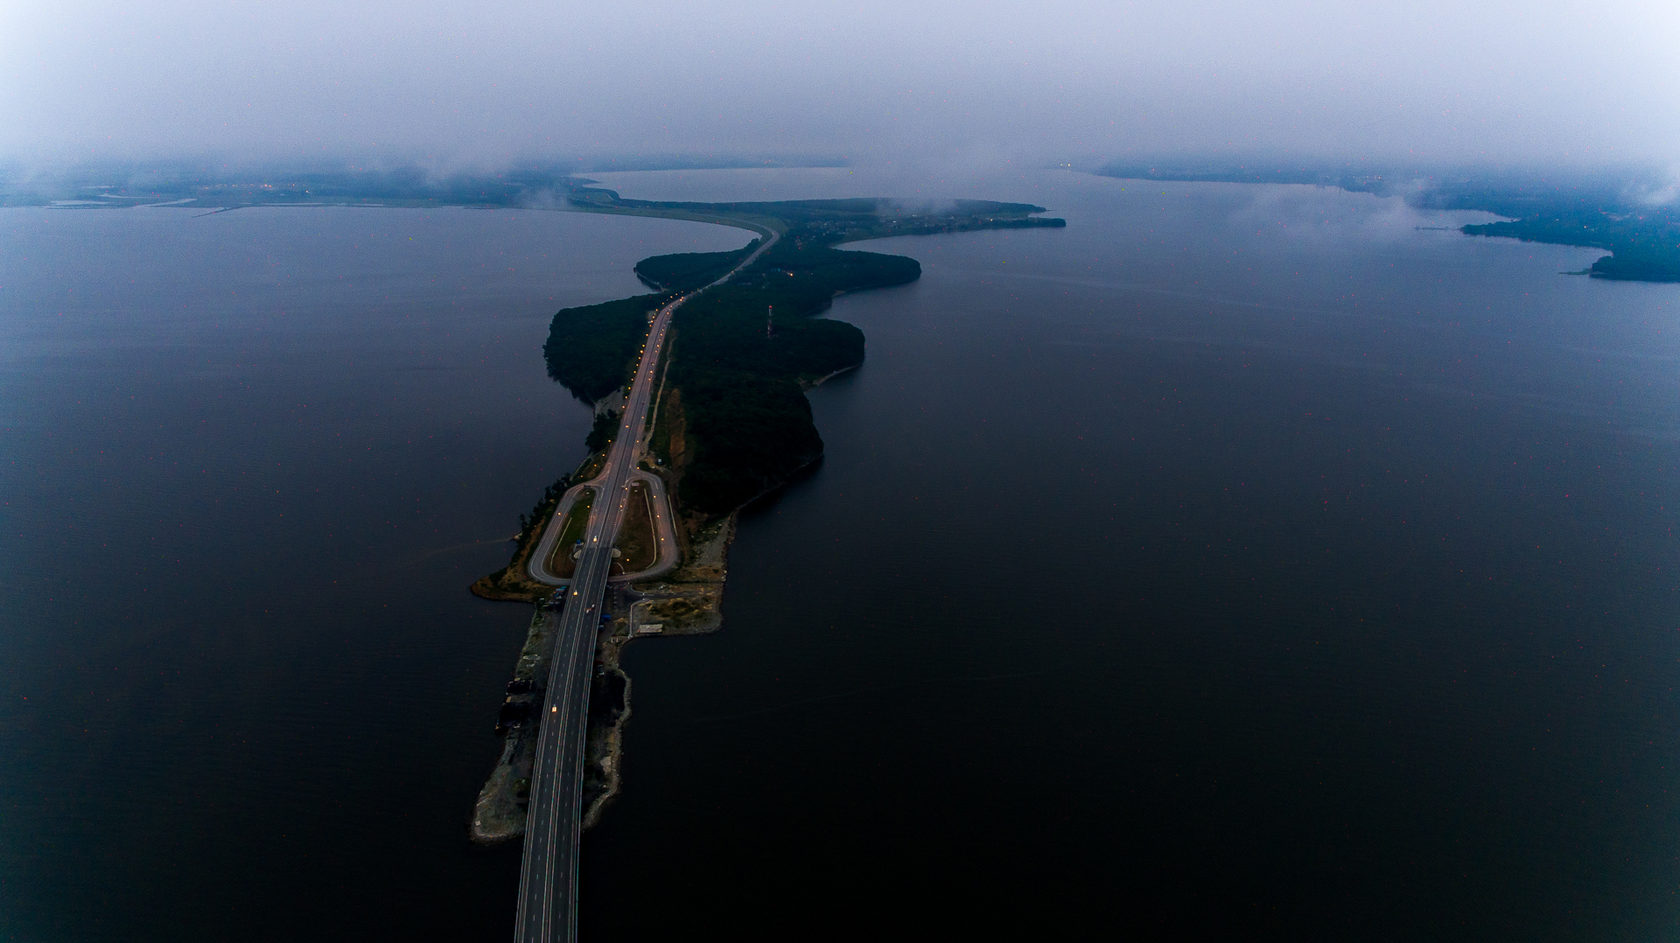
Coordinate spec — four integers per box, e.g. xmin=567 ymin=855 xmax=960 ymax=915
xmin=2 ymin=168 xmax=1676 ymax=941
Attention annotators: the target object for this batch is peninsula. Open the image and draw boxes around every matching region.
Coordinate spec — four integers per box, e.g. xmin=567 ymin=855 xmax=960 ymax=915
xmin=0 ymin=157 xmax=1067 ymax=849
xmin=469 ymin=185 xmax=1064 ymax=842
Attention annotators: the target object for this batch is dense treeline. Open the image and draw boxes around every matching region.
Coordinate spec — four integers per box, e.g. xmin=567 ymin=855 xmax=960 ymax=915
xmin=677 ymin=284 xmax=867 ymax=381
xmin=1462 ymin=212 xmax=1680 ymax=282
xmin=655 ymin=202 xmax=1058 ymax=513
xmin=516 ymin=475 xmax=573 ymax=544
xmin=570 ymin=190 xmax=1061 ymax=244
xmin=671 ymin=369 xmax=825 ymax=512
xmin=585 ymin=411 xmax=619 ymax=452
xmin=552 ymin=190 xmax=1063 ymax=514
xmin=668 ymin=247 xmax=885 ymax=512
xmin=1589 ymin=250 xmax=1680 ymax=282
xmin=542 ymin=293 xmax=669 ymax=403
xmin=746 ymin=238 xmax=921 ymax=293
xmin=634 ymin=242 xmax=760 ymax=292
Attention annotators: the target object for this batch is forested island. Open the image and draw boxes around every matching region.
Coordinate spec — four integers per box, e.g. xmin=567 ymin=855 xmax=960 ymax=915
xmin=1096 ymin=159 xmax=1680 ymax=283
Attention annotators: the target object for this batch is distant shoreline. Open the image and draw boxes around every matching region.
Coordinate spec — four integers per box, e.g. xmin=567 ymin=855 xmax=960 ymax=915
xmin=1091 ymin=166 xmax=1680 ymax=284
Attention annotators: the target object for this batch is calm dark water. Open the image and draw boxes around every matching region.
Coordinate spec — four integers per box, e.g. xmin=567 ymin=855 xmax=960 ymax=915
xmin=3 ymin=173 xmax=1677 ymax=942
xmin=581 ymin=171 xmax=1679 ymax=941
xmin=0 ymin=205 xmax=747 ymax=942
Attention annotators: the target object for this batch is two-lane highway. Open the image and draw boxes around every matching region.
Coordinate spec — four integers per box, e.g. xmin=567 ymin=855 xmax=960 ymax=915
xmin=514 ymin=227 xmax=777 ymax=943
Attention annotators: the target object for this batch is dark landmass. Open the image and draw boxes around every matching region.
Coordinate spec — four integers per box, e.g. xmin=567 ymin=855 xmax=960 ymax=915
xmin=1094 ymin=158 xmax=1680 ymax=283
xmin=543 ymin=293 xmax=673 ymax=404
xmin=550 ymin=188 xmax=1063 ymax=516
xmin=634 ymin=243 xmax=761 ymax=292
xmin=1460 ymin=213 xmax=1680 ymax=282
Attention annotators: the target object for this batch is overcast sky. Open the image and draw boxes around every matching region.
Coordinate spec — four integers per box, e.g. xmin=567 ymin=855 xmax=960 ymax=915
xmin=3 ymin=0 xmax=1676 ymax=172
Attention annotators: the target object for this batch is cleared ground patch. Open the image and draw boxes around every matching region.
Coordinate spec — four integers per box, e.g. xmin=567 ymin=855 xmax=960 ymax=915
xmin=544 ymin=487 xmax=595 ymax=579
xmin=612 ymin=481 xmax=658 ymax=574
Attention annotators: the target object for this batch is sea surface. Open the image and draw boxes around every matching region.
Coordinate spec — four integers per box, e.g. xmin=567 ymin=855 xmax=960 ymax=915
xmin=4 ymin=171 xmax=1677 ymax=941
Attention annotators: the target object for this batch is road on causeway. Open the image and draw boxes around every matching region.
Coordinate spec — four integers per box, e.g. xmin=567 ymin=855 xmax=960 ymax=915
xmin=514 ymin=225 xmax=777 ymax=943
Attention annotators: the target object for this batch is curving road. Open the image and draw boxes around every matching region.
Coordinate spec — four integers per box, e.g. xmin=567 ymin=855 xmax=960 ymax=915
xmin=514 ymin=226 xmax=776 ymax=943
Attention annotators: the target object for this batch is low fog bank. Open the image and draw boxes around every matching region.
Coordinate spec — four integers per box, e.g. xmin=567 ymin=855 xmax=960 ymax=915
xmin=6 ymin=150 xmax=1676 ymax=217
